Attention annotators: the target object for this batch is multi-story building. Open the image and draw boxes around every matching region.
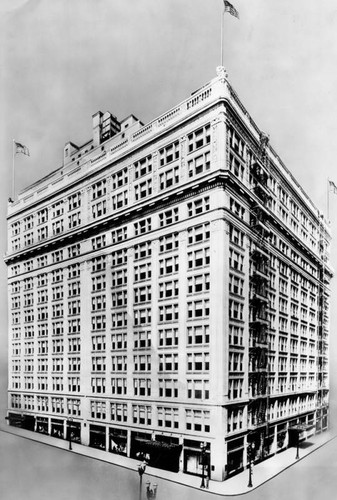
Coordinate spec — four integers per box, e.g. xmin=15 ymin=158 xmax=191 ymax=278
xmin=5 ymin=66 xmax=332 ymax=482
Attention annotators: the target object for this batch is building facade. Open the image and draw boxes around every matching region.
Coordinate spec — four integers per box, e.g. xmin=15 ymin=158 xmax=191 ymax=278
xmin=5 ymin=67 xmax=332 ymax=482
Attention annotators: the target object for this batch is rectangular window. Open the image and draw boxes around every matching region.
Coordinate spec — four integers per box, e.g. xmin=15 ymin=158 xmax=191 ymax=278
xmin=230 ymin=198 xmax=246 ymax=219
xmin=133 ymin=354 xmax=151 ymax=372
xmin=112 ymin=190 xmax=128 ymax=210
xmin=134 ymin=242 xmax=152 ymax=260
xmin=37 ymin=255 xmax=48 ymax=267
xmin=187 ymin=274 xmax=210 ymax=294
xmin=111 ymin=332 xmax=127 ymax=350
xmin=188 ymin=223 xmax=210 ymax=245
xmin=92 ymin=335 xmax=106 ymax=352
xmin=158 ymin=328 xmax=179 ymax=347
xmin=134 ymin=263 xmax=151 ymax=282
xmin=229 ymin=325 xmax=244 ymax=346
xmin=92 ymin=234 xmax=106 ymax=250
xmin=134 ymin=179 xmax=152 ymax=200
xmin=159 ymin=280 xmax=179 ymax=299
xmin=158 ymin=379 xmax=179 ymax=398
xmin=112 ymin=168 xmax=128 ymax=189
xmin=92 ymin=200 xmax=107 ymax=218
xmin=68 ymin=300 xmax=80 ymax=316
xmin=134 ymin=330 xmax=151 ymax=349
xmin=159 ymin=256 xmax=178 ymax=276
xmin=110 ymin=402 xmax=128 ymax=422
xmin=159 ymin=208 xmax=179 ymax=227
xmin=111 ymin=312 xmax=127 ymax=328
xmin=91 ymin=315 xmax=106 ymax=331
xmin=111 ymin=378 xmax=127 ymax=396
xmin=51 ymin=201 xmax=64 ymax=219
xmin=185 ymin=409 xmax=210 ymax=433
xmin=229 ymin=225 xmax=245 ymax=246
xmin=188 ymin=151 xmax=211 ymax=177
xmin=159 ymin=303 xmax=179 ymax=322
xmin=37 ymin=208 xmax=48 ymax=225
xmin=68 ymin=319 xmax=80 ymax=334
xmin=91 ymin=400 xmax=106 ymax=419
xmin=187 ymin=352 xmax=209 ymax=371
xmin=133 ymin=378 xmax=151 ymax=396
xmin=92 ymin=180 xmax=107 ymax=200
xmin=134 ymin=286 xmax=152 ymax=303
xmin=111 ymin=226 xmax=127 ymax=243
xmin=134 ymin=217 xmax=151 ymax=235
xmin=157 ymin=407 xmax=179 ymax=429
xmin=187 ymin=124 xmax=211 ymax=153
xmin=228 ymin=378 xmax=243 ymax=399
xmin=132 ymin=405 xmax=151 ymax=426
xmin=111 ymin=355 xmax=127 ymax=372
xmin=92 ymin=255 xmax=106 ymax=272
xmin=68 ymin=192 xmax=81 ymax=211
xmin=111 ymin=290 xmax=127 ymax=307
xmin=159 ymin=141 xmax=180 ymax=166
xmin=68 ymin=337 xmax=80 ymax=353
xmin=187 ymin=379 xmax=209 ymax=399
xmin=52 ymin=220 xmax=64 ymax=236
xmin=112 ymin=269 xmax=127 ymax=287
xmin=188 ymin=248 xmax=210 ymax=269
xmin=159 ymin=353 xmax=178 ymax=372
xmin=187 ymin=196 xmax=210 ymax=217
xmin=187 ymin=325 xmax=209 ymax=345
xmin=134 ymin=156 xmax=152 ymax=179
xmin=92 ymin=274 xmax=106 ymax=292
xmin=68 ymin=212 xmax=81 ymax=228
xmin=92 ymin=295 xmax=106 ymax=311
xmin=68 ymin=264 xmax=80 ymax=279
xmin=159 ymin=233 xmax=179 ymax=253
xmin=159 ymin=166 xmax=179 ymax=190
xmin=92 ymin=356 xmax=106 ymax=372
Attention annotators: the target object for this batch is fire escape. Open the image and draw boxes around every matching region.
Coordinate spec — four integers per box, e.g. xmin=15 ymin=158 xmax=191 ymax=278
xmin=317 ymin=230 xmax=330 ymax=432
xmin=248 ymin=133 xmax=272 ymax=460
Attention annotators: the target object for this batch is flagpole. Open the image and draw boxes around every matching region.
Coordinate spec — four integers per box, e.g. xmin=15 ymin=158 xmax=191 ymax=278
xmin=221 ymin=6 xmax=225 ymax=67
xmin=327 ymin=178 xmax=330 ymax=223
xmin=12 ymin=139 xmax=15 ymax=201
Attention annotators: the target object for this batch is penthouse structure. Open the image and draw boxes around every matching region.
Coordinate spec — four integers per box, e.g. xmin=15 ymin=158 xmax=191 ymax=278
xmin=5 ymin=67 xmax=332 ymax=482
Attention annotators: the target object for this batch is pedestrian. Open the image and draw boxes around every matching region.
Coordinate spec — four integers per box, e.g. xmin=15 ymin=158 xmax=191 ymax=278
xmin=205 ymin=475 xmax=209 ymax=489
xmin=205 ymin=467 xmax=209 ymax=489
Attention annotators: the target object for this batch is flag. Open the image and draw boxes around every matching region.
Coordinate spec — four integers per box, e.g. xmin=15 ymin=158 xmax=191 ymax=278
xmin=223 ymin=0 xmax=239 ymax=19
xmin=329 ymin=180 xmax=337 ymax=194
xmin=15 ymin=141 xmax=30 ymax=156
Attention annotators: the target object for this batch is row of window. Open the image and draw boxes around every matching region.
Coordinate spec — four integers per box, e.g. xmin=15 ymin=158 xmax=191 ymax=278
xmin=10 ymin=194 xmax=211 ymax=259
xmin=227 ymin=124 xmax=322 ymax=255
xmin=10 ymin=391 xmax=211 ymax=432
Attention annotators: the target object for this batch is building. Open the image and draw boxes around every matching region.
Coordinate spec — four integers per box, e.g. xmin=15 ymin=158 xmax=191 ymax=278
xmin=5 ymin=66 xmax=333 ymax=482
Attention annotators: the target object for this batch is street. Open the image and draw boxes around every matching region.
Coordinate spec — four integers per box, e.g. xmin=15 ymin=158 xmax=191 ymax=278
xmin=1 ymin=429 xmax=337 ymax=500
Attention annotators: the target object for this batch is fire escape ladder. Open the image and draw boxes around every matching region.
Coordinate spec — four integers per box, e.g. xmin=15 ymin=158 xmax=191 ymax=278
xmin=248 ymin=132 xmax=271 ymax=456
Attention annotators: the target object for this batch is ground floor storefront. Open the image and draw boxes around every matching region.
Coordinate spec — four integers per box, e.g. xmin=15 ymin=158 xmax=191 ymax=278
xmin=6 ymin=408 xmax=329 ymax=482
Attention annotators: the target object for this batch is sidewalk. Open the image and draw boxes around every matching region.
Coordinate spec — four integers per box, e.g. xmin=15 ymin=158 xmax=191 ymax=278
xmin=1 ymin=424 xmax=335 ymax=496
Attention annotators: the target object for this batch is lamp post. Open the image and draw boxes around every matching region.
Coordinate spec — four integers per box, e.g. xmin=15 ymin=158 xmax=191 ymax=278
xmin=68 ymin=417 xmax=73 ymax=451
xmin=200 ymin=442 xmax=207 ymax=488
xmin=138 ymin=461 xmax=147 ymax=500
xmin=247 ymin=442 xmax=255 ymax=488
xmin=295 ymin=429 xmax=300 ymax=460
xmin=146 ymin=481 xmax=158 ymax=499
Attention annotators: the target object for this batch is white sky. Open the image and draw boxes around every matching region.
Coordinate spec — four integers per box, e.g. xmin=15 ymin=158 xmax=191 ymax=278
xmin=1 ymin=0 xmax=337 ymax=418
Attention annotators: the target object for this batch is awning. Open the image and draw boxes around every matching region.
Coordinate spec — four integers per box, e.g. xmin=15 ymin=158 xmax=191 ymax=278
xmin=289 ymin=424 xmax=315 ymax=441
xmin=289 ymin=424 xmax=315 ymax=432
xmin=134 ymin=437 xmax=182 ymax=452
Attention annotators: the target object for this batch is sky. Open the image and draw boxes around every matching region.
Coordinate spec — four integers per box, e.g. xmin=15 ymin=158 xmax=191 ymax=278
xmin=1 ymin=0 xmax=337 ymax=421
